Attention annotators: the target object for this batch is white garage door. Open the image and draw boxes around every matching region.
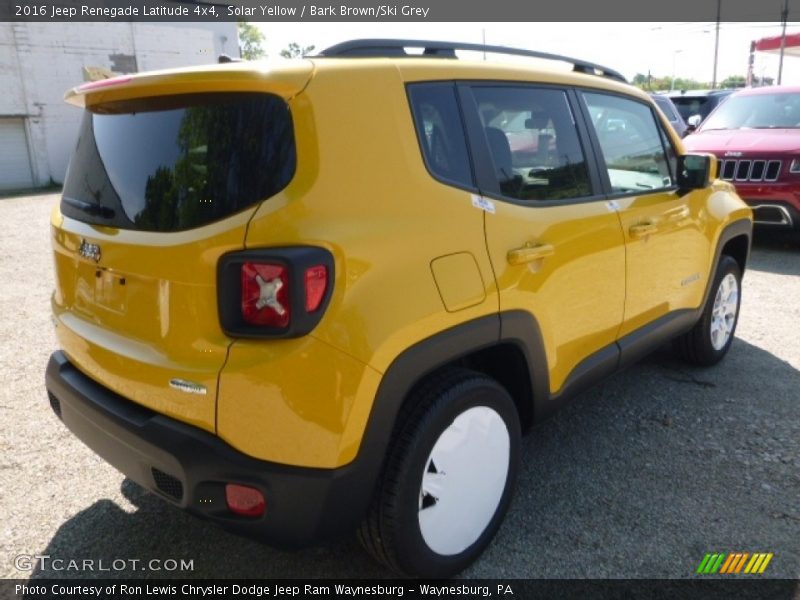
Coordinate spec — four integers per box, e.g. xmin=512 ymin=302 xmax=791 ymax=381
xmin=0 ymin=119 xmax=34 ymax=191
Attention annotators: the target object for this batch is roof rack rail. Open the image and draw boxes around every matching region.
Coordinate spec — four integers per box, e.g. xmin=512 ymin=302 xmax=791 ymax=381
xmin=316 ymin=39 xmax=627 ymax=83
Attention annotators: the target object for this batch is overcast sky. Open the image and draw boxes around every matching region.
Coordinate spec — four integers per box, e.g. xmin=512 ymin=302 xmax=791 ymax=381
xmin=256 ymin=22 xmax=800 ymax=85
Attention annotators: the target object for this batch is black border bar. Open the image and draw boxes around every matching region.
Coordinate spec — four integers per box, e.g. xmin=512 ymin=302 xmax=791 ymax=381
xmin=4 ymin=579 xmax=799 ymax=600
xmin=3 ymin=0 xmax=799 ymax=22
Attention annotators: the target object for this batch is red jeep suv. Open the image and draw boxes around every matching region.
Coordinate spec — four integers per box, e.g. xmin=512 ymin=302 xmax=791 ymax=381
xmin=683 ymin=86 xmax=800 ymax=231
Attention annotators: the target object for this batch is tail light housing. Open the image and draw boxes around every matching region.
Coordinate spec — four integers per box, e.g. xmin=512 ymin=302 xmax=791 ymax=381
xmin=218 ymin=247 xmax=334 ymax=338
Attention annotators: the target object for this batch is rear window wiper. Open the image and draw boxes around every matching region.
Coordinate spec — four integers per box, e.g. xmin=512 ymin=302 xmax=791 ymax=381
xmin=62 ymin=196 xmax=115 ymax=219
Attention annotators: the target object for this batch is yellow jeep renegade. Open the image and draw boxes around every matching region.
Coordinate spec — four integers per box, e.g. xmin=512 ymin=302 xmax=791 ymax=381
xmin=46 ymin=40 xmax=752 ymax=577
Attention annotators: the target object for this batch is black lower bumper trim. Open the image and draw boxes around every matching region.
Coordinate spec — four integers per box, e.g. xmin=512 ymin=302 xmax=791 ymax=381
xmin=44 ymin=351 xmax=373 ymax=548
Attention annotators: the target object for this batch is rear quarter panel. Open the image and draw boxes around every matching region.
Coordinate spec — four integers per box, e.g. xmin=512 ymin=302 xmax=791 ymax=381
xmin=219 ymin=62 xmax=500 ymax=466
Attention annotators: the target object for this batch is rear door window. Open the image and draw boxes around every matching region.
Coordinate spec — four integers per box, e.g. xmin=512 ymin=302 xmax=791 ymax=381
xmin=582 ymin=92 xmax=676 ymax=194
xmin=62 ymin=92 xmax=296 ymax=232
xmin=467 ymin=86 xmax=593 ymax=202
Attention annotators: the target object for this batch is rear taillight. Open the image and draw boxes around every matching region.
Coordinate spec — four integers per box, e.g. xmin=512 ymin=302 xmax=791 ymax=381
xmin=225 ymin=484 xmax=266 ymax=518
xmin=304 ymin=265 xmax=328 ymax=312
xmin=218 ymin=247 xmax=334 ymax=338
xmin=241 ymin=262 xmax=290 ymax=327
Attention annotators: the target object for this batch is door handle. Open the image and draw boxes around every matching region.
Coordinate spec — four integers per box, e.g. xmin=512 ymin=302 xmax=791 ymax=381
xmin=629 ymin=222 xmax=658 ymax=238
xmin=668 ymin=206 xmax=692 ymax=226
xmin=671 ymin=206 xmax=690 ymax=220
xmin=507 ymin=243 xmax=555 ymax=265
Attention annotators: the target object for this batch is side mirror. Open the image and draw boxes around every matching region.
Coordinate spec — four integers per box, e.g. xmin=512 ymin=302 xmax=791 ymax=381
xmin=677 ymin=154 xmax=716 ymax=190
xmin=687 ymin=114 xmax=702 ymax=129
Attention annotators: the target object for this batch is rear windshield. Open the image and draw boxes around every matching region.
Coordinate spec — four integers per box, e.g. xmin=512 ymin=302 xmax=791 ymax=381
xmin=670 ymin=95 xmax=729 ymax=122
xmin=62 ymin=92 xmax=295 ymax=232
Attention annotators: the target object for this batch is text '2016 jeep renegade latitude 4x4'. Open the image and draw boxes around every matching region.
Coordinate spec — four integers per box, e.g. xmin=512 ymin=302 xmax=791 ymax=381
xmin=46 ymin=40 xmax=752 ymax=577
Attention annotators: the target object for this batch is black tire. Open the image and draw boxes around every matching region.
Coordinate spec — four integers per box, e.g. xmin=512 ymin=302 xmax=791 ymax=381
xmin=674 ymin=255 xmax=742 ymax=366
xmin=357 ymin=368 xmax=521 ymax=577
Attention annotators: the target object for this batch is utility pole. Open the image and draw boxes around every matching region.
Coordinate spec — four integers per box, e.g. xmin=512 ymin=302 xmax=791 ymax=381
xmin=712 ymin=0 xmax=721 ymax=89
xmin=777 ymin=0 xmax=788 ymax=85
xmin=671 ymin=50 xmax=683 ymax=91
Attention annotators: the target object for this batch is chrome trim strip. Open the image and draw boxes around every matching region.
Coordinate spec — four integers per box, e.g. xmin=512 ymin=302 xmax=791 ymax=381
xmin=750 ymin=204 xmax=793 ymax=227
xmin=169 ymin=379 xmax=208 ymax=395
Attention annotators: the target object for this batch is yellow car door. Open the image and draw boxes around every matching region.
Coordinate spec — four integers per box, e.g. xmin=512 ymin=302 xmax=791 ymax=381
xmin=461 ymin=84 xmax=627 ymax=407
xmin=578 ymin=91 xmax=712 ymax=353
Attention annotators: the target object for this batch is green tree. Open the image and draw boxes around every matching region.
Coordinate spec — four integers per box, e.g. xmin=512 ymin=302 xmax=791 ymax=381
xmin=238 ymin=21 xmax=265 ymax=60
xmin=136 ymin=97 xmax=293 ymax=231
xmin=631 ymin=73 xmax=711 ymax=92
xmin=280 ymin=42 xmax=315 ymax=59
xmin=632 ymin=72 xmax=655 ymax=91
xmin=719 ymin=75 xmax=746 ymax=89
xmin=670 ymin=77 xmax=709 ymax=91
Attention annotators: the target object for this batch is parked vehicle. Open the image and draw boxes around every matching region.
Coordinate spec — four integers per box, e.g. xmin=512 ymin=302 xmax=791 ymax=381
xmin=683 ymin=86 xmax=800 ymax=231
xmin=651 ymin=93 xmax=691 ymax=137
xmin=46 ymin=39 xmax=752 ymax=577
xmin=667 ymin=89 xmax=734 ymax=127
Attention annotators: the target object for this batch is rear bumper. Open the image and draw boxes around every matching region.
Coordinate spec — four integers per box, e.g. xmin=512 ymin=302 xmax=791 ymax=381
xmin=45 ymin=351 xmax=373 ymax=547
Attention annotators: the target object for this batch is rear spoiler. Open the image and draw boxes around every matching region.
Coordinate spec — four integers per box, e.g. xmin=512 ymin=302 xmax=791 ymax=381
xmin=64 ymin=60 xmax=313 ymax=108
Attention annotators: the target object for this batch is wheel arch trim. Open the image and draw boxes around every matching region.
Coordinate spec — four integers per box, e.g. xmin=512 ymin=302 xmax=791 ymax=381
xmin=349 ymin=311 xmax=546 ymax=516
xmin=705 ymin=218 xmax=751 ymax=307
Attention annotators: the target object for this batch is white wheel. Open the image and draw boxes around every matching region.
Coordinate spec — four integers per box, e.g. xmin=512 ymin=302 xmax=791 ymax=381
xmin=357 ymin=369 xmax=521 ymax=577
xmin=710 ymin=273 xmax=739 ymax=351
xmin=418 ymin=406 xmax=510 ymax=555
xmin=674 ymin=255 xmax=742 ymax=365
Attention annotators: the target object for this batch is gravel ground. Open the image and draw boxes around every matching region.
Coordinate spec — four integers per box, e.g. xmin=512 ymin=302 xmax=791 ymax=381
xmin=0 ymin=192 xmax=798 ymax=580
